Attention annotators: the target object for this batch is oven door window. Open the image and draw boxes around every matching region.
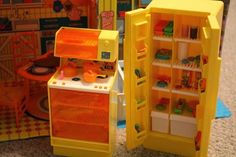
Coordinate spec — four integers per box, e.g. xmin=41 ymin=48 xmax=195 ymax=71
xmin=49 ymin=88 xmax=109 ymax=143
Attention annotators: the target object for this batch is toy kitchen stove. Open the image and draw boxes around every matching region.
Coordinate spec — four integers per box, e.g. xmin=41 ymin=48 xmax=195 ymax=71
xmin=49 ymin=61 xmax=116 ymax=93
xmin=47 ymin=27 xmax=118 ymax=157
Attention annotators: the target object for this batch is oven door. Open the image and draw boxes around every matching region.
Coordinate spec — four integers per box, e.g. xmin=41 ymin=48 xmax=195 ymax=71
xmin=49 ymin=88 xmax=109 ymax=143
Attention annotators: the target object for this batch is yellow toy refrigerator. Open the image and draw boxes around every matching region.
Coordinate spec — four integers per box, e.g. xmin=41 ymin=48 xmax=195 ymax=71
xmin=124 ymin=0 xmax=223 ymax=156
xmin=47 ymin=27 xmax=119 ymax=157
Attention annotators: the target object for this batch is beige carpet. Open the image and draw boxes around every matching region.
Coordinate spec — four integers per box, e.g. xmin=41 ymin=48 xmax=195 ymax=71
xmin=0 ymin=1 xmax=235 ymax=157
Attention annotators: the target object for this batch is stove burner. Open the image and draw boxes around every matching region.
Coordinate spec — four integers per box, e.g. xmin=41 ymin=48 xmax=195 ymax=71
xmin=72 ymin=77 xmax=81 ymax=81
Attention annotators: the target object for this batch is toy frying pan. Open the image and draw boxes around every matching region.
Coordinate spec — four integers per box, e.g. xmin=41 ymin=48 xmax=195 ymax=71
xmin=27 ymin=65 xmax=56 ymax=75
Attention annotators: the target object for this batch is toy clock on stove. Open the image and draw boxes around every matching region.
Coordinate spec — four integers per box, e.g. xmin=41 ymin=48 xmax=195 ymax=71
xmin=47 ymin=27 xmax=119 ymax=157
xmin=124 ymin=0 xmax=223 ymax=156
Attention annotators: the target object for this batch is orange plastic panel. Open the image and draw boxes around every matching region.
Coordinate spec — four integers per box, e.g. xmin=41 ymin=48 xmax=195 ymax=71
xmin=50 ymin=88 xmax=109 ymax=143
xmin=52 ymin=119 xmax=108 ymax=143
xmin=55 ymin=28 xmax=100 ymax=59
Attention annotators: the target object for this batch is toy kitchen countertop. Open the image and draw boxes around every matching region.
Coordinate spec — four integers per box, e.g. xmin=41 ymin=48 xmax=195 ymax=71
xmin=48 ymin=70 xmax=116 ymax=94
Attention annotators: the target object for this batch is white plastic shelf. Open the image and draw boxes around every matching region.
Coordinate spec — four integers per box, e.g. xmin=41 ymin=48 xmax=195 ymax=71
xmin=172 ymin=89 xmax=199 ymax=97
xmin=152 ymin=59 xmax=171 ymax=68
xmin=153 ymin=36 xmax=173 ymax=42
xmin=173 ymin=62 xmax=201 ymax=72
xmin=174 ymin=38 xmax=201 ymax=44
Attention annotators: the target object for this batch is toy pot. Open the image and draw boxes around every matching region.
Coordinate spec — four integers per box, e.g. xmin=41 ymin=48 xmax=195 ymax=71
xmin=61 ymin=62 xmax=78 ymax=77
xmin=83 ymin=70 xmax=97 ymax=83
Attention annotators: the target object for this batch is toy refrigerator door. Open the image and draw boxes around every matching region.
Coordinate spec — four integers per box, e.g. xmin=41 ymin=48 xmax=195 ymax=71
xmin=198 ymin=15 xmax=222 ymax=157
xmin=124 ymin=8 xmax=150 ymax=149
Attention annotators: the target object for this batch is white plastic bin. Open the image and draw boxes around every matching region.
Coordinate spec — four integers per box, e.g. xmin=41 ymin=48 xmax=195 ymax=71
xmin=170 ymin=114 xmax=196 ymax=138
xmin=151 ymin=111 xmax=169 ymax=133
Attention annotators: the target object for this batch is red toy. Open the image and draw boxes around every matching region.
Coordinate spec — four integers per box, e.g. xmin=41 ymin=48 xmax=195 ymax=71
xmin=154 ymin=20 xmax=169 ymax=36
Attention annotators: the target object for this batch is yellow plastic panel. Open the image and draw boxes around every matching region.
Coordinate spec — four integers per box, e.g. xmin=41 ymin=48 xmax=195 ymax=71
xmin=148 ymin=0 xmax=223 ymax=17
xmin=198 ymin=15 xmax=221 ymax=157
xmin=51 ymin=137 xmax=109 ymax=151
xmin=53 ymin=145 xmax=111 ymax=157
xmin=98 ymin=30 xmax=119 ymax=62
xmin=143 ymin=132 xmax=195 ymax=156
xmin=124 ymin=8 xmax=151 ymax=149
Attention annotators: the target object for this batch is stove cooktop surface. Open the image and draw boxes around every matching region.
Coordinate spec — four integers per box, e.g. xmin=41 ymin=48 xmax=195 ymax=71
xmin=48 ymin=72 xmax=115 ymax=93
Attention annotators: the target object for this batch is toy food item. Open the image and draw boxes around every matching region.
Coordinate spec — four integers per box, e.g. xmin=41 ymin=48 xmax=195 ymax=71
xmin=154 ymin=20 xmax=168 ymax=36
xmin=135 ymin=123 xmax=142 ymax=133
xmin=163 ymin=21 xmax=173 ymax=36
xmin=156 ymin=98 xmax=170 ymax=111
xmin=157 ymin=80 xmax=168 ymax=88
xmin=135 ymin=69 xmax=142 ymax=78
xmin=174 ymin=98 xmax=186 ymax=114
xmin=155 ymin=49 xmax=172 ymax=60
